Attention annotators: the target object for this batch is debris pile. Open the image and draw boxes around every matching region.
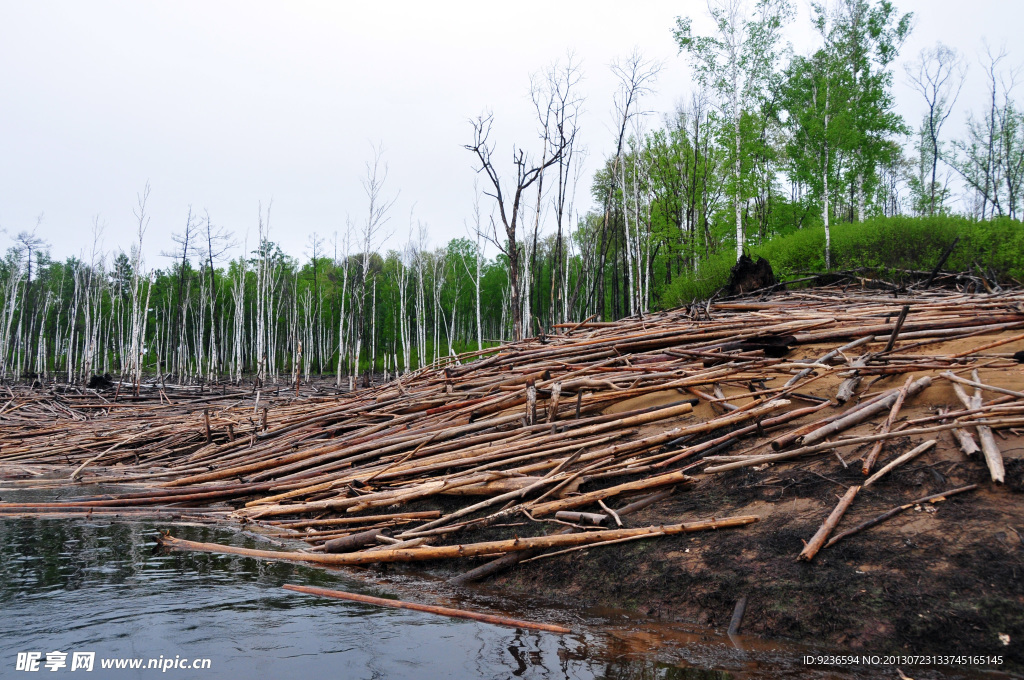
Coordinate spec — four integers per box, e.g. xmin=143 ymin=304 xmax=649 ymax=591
xmin=1 ymin=286 xmax=1022 ymax=582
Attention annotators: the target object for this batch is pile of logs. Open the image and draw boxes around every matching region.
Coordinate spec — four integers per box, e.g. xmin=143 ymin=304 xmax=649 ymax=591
xmin=2 ymin=286 xmax=1022 ymax=579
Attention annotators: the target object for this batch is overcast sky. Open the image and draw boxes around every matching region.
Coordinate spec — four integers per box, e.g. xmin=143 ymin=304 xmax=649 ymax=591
xmin=0 ymin=1 xmax=1020 ymax=267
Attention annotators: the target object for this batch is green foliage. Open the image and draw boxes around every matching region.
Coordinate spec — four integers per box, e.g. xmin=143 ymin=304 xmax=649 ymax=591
xmin=663 ymin=216 xmax=1024 ymax=305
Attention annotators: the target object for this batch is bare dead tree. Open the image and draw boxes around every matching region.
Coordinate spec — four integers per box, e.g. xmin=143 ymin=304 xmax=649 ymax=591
xmin=462 ymin=183 xmax=486 ymax=352
xmin=906 ymin=43 xmax=967 ymax=216
xmin=162 ymin=207 xmax=201 ymax=380
xmin=127 ymin=183 xmax=151 ymax=394
xmin=577 ymin=49 xmax=660 ymax=318
xmin=200 ymin=211 xmax=235 ymax=378
xmin=950 ymin=44 xmax=1023 ymax=219
xmin=352 ymin=144 xmax=397 ymax=384
xmin=465 ymin=111 xmax=567 ymax=341
xmin=537 ymin=52 xmax=584 ymax=328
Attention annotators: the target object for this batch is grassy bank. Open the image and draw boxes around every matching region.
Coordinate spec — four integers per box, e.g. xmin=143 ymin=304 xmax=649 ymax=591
xmin=662 ymin=216 xmax=1024 ymax=306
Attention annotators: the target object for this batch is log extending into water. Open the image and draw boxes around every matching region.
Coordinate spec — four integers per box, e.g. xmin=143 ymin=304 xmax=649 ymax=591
xmin=156 ymin=515 xmax=758 ymax=566
xmin=323 ymin=528 xmax=387 ymax=553
xmin=282 ymin=584 xmax=571 ymax=634
xmin=728 ymin=596 xmax=748 ymax=636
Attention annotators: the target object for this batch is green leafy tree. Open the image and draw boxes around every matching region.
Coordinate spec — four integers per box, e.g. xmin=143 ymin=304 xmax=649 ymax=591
xmin=828 ymin=0 xmax=913 ymax=221
xmin=674 ymin=0 xmax=794 ymax=262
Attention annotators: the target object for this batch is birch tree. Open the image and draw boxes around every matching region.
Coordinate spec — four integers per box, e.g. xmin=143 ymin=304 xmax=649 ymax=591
xmin=675 ymin=0 xmax=793 ymax=261
xmin=351 ymin=145 xmax=397 ymax=383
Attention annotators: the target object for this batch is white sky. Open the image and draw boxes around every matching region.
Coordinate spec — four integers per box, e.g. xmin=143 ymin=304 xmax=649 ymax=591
xmin=0 ymin=1 xmax=1020 ymax=266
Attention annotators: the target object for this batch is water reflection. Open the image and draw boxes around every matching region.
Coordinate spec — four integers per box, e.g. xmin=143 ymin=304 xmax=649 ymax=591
xmin=0 ymin=502 xmax=1001 ymax=679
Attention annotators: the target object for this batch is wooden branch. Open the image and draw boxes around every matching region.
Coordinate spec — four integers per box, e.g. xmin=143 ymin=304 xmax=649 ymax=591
xmin=823 ymin=484 xmax=980 ymax=548
xmin=861 ymin=375 xmax=913 ymax=475
xmin=282 ymin=584 xmax=570 ymax=634
xmin=863 ymin=440 xmax=936 ymax=487
xmin=798 ymin=486 xmax=860 ymax=562
xmin=156 ymin=515 xmax=758 ymax=566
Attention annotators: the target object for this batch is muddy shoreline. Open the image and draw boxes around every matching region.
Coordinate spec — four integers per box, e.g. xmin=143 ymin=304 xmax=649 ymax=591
xmin=4 ymin=288 xmax=1023 ymax=678
xmin=421 ymin=431 xmax=1024 ymax=674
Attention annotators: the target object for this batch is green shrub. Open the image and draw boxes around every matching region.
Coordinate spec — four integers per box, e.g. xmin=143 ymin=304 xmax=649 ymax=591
xmin=662 ymin=216 xmax=1024 ymax=307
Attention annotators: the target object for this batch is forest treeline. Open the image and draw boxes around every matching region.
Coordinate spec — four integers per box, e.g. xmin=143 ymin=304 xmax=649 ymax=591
xmin=2 ymin=0 xmax=1024 ymax=386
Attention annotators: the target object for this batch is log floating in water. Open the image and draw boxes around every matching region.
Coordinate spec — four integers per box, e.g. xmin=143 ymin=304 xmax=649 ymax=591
xmin=156 ymin=516 xmax=759 ymax=566
xmin=282 ymin=584 xmax=571 ymax=634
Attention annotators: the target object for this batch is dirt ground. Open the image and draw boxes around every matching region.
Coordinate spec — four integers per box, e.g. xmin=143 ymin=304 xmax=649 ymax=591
xmin=436 ymin=335 xmax=1024 ymax=670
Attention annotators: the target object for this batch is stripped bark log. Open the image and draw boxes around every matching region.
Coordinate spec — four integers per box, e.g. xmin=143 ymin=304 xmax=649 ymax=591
xmin=799 ymin=377 xmax=931 ymax=447
xmin=949 ymin=370 xmax=1006 ymax=483
xmin=861 ymin=375 xmax=913 ymax=475
xmin=156 ymin=515 xmax=759 ymax=566
xmin=863 ymin=440 xmax=936 ymax=487
xmin=798 ymin=486 xmax=859 ymax=562
xmin=282 ymin=584 xmax=571 ymax=633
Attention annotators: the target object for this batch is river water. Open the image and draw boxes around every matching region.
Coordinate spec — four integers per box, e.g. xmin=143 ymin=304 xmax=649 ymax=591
xmin=0 ymin=488 xmax=1009 ymax=679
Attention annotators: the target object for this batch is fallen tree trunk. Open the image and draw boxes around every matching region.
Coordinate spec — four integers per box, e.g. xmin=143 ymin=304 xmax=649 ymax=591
xmin=156 ymin=515 xmax=758 ymax=566
xmin=798 ymin=486 xmax=860 ymax=562
xmin=528 ymin=470 xmax=693 ymax=517
xmin=282 ymin=584 xmax=571 ymax=633
xmin=824 ymin=484 xmax=979 ymax=549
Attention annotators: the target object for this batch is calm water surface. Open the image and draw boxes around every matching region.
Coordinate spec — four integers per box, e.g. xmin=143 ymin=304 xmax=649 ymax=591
xmin=0 ymin=488 xmax=1008 ymax=679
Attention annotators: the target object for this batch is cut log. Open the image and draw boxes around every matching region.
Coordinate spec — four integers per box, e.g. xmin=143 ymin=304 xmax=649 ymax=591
xmin=446 ymin=489 xmax=679 ymax=586
xmin=799 ymin=377 xmax=931 ymax=447
xmin=282 ymin=584 xmax=570 ymax=633
xmin=798 ymin=486 xmax=860 ymax=562
xmin=529 ymin=470 xmax=693 ymax=517
xmin=156 ymin=515 xmax=758 ymax=566
xmin=323 ymin=528 xmax=387 ymax=553
xmin=952 ymin=427 xmax=981 ymax=456
xmin=824 ymin=484 xmax=979 ymax=548
xmin=554 ymin=511 xmax=607 ymax=526
xmin=948 ymin=370 xmax=1005 ymax=483
xmin=863 ymin=440 xmax=936 ymax=487
xmin=881 ymin=305 xmax=911 ymax=354
xmin=861 ymin=375 xmax=913 ymax=475
xmin=940 ymin=371 xmax=1024 ymax=400
xmin=728 ymin=596 xmax=748 ymax=635
xmin=836 ymin=355 xmax=869 ymax=403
